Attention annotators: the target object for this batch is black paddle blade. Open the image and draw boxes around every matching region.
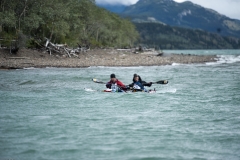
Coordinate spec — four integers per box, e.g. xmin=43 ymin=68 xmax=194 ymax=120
xmin=155 ymin=80 xmax=168 ymax=84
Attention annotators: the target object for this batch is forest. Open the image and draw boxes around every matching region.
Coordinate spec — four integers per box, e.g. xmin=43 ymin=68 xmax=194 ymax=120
xmin=0 ymin=0 xmax=139 ymax=49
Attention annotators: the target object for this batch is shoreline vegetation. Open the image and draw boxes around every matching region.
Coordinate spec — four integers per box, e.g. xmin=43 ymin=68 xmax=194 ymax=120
xmin=0 ymin=48 xmax=217 ymax=69
xmin=0 ymin=0 xmax=138 ymax=50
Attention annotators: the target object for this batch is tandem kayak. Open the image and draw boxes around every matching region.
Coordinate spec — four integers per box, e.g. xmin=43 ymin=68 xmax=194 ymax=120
xmin=103 ymin=88 xmax=157 ymax=93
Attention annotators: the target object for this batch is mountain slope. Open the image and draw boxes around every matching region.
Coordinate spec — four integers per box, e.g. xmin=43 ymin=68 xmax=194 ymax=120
xmin=121 ymin=0 xmax=240 ymax=38
xmin=134 ymin=22 xmax=240 ymax=49
xmin=97 ymin=4 xmax=127 ymax=13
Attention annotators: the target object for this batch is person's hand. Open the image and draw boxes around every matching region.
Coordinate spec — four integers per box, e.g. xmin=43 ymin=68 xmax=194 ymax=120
xmin=125 ymin=85 xmax=130 ymax=89
xmin=149 ymin=82 xmax=152 ymax=87
xmin=106 ymin=83 xmax=111 ymax=88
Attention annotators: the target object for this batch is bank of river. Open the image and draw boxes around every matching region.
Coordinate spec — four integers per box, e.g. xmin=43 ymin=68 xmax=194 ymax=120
xmin=0 ymin=48 xmax=216 ymax=69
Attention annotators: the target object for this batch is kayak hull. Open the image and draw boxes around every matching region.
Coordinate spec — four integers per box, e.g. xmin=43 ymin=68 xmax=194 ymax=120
xmin=103 ymin=89 xmax=156 ymax=93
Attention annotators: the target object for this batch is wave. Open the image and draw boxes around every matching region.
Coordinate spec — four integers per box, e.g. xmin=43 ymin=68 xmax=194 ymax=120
xmin=46 ymin=67 xmax=57 ymax=69
xmin=172 ymin=63 xmax=181 ymax=66
xmin=156 ymin=88 xmax=177 ymax=94
xmin=84 ymin=88 xmax=97 ymax=92
xmin=19 ymin=80 xmax=36 ymax=85
xmin=206 ymin=55 xmax=240 ymax=65
xmin=23 ymin=67 xmax=36 ymax=70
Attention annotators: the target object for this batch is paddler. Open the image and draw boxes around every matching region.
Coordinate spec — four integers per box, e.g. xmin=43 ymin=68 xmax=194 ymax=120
xmin=106 ymin=74 xmax=126 ymax=92
xmin=129 ymin=74 xmax=152 ymax=92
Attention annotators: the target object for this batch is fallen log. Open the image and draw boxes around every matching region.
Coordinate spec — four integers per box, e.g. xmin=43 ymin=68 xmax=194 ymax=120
xmin=64 ymin=48 xmax=71 ymax=58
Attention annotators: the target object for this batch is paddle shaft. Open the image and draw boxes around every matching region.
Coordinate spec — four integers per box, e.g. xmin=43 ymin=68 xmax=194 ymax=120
xmin=151 ymin=80 xmax=168 ymax=84
xmin=93 ymin=78 xmax=167 ymax=85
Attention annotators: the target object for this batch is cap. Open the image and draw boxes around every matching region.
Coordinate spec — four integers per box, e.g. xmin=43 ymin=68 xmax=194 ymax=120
xmin=133 ymin=74 xmax=138 ymax=77
xmin=110 ymin=74 xmax=116 ymax=78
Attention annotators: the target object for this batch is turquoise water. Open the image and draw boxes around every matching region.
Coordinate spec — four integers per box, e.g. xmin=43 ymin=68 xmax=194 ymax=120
xmin=0 ymin=51 xmax=240 ymax=160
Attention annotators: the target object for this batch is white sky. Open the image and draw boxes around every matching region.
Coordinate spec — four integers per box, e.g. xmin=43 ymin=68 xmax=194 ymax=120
xmin=96 ymin=0 xmax=240 ymax=20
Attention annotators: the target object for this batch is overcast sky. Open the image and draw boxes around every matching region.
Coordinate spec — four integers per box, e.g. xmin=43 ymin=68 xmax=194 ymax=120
xmin=96 ymin=0 xmax=240 ymax=20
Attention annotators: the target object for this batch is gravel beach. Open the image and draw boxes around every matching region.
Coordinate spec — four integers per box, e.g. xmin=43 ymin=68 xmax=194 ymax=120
xmin=0 ymin=48 xmax=217 ymax=69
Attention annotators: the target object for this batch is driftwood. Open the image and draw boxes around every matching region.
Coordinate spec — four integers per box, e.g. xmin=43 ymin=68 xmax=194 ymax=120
xmin=44 ymin=38 xmax=90 ymax=58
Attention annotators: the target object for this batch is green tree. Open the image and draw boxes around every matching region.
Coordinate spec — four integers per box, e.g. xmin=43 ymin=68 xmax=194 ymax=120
xmin=0 ymin=0 xmax=139 ymax=48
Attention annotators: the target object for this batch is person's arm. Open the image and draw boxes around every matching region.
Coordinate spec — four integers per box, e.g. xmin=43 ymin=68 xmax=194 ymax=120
xmin=125 ymin=83 xmax=134 ymax=90
xmin=142 ymin=81 xmax=152 ymax=87
xmin=117 ymin=80 xmax=125 ymax=88
xmin=116 ymin=80 xmax=128 ymax=91
xmin=128 ymin=83 xmax=134 ymax=87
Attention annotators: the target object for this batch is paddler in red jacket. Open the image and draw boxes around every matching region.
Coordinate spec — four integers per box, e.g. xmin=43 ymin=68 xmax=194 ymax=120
xmin=106 ymin=74 xmax=126 ymax=92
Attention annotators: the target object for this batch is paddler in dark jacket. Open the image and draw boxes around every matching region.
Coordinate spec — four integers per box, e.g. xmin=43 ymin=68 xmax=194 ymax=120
xmin=129 ymin=74 xmax=152 ymax=92
xmin=106 ymin=74 xmax=126 ymax=92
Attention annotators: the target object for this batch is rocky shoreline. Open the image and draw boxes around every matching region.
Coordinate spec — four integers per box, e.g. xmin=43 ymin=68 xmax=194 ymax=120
xmin=0 ymin=48 xmax=217 ymax=69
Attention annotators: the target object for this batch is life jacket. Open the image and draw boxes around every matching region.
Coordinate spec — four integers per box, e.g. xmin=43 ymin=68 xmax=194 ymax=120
xmin=111 ymin=83 xmax=118 ymax=92
xmin=133 ymin=81 xmax=144 ymax=90
xmin=111 ymin=83 xmax=125 ymax=92
xmin=106 ymin=79 xmax=126 ymax=91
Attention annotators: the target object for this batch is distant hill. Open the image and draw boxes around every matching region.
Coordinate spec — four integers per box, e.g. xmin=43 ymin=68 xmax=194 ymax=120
xmin=96 ymin=3 xmax=127 ymax=13
xmin=134 ymin=22 xmax=240 ymax=49
xmin=119 ymin=0 xmax=240 ymax=38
